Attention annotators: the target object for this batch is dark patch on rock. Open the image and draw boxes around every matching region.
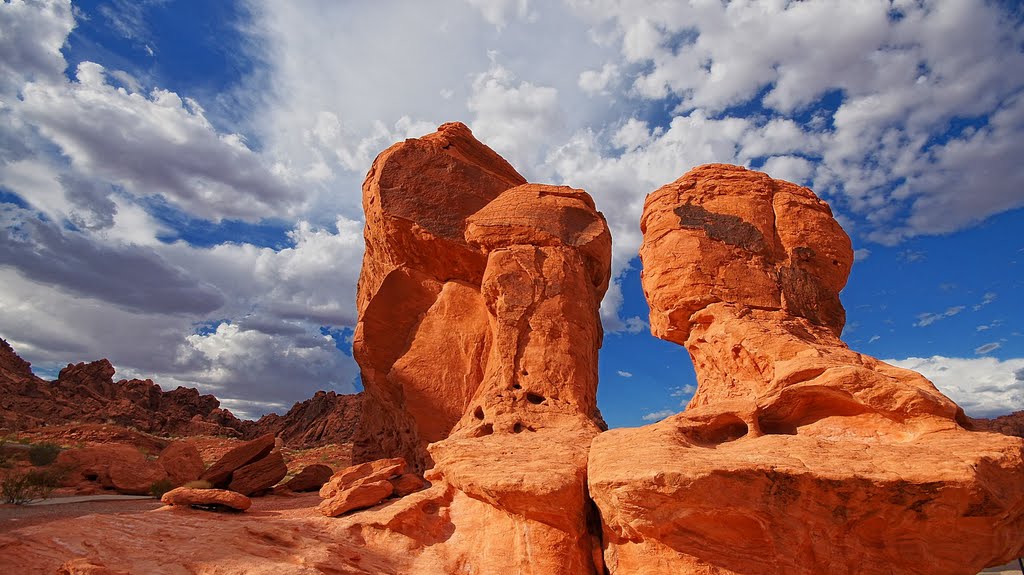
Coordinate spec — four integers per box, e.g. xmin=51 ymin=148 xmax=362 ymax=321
xmin=674 ymin=204 xmax=767 ymax=253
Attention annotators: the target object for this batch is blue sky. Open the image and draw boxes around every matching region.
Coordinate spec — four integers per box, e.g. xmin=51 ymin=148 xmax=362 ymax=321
xmin=0 ymin=0 xmax=1022 ymax=424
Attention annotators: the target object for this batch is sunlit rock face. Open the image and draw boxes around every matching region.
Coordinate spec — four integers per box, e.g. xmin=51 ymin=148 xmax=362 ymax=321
xmin=348 ymin=123 xmax=611 ymax=572
xmin=589 ymin=164 xmax=1024 ymax=575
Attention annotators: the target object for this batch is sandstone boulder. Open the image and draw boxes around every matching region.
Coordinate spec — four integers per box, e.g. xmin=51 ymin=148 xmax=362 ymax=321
xmin=389 ymin=473 xmax=427 ymax=497
xmin=57 ymin=444 xmax=167 ymax=495
xmin=281 ymin=463 xmax=333 ymax=492
xmin=157 ymin=441 xmax=204 ymax=486
xmin=588 ymin=164 xmax=1024 ymax=574
xmin=200 ymin=434 xmax=275 ymax=488
xmin=160 ymin=486 xmax=251 ymax=511
xmin=227 ymin=449 xmax=286 ymax=496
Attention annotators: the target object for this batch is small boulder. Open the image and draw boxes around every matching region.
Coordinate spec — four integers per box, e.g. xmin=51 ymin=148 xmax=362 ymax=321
xmin=319 ymin=457 xmax=407 ymax=498
xmin=157 ymin=441 xmax=204 ymax=486
xmin=282 ymin=464 xmax=333 ymax=492
xmin=200 ymin=434 xmax=275 ymax=487
xmin=228 ymin=449 xmax=287 ymax=496
xmin=57 ymin=444 xmax=167 ymax=495
xmin=317 ymin=479 xmax=394 ymax=517
xmin=161 ymin=487 xmax=251 ymax=511
xmin=389 ymin=473 xmax=427 ymax=497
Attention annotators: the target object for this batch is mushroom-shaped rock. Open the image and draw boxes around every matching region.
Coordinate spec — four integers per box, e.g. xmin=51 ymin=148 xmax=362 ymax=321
xmin=161 ymin=487 xmax=251 ymax=511
xmin=282 ymin=464 xmax=333 ymax=492
xmin=588 ymin=164 xmax=1024 ymax=574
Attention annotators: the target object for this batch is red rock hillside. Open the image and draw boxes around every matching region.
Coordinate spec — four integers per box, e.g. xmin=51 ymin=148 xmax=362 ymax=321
xmin=588 ymin=164 xmax=1024 ymax=574
xmin=243 ymin=390 xmax=361 ymax=448
xmin=0 ymin=338 xmax=244 ymax=437
xmin=0 ymin=338 xmax=361 ymax=448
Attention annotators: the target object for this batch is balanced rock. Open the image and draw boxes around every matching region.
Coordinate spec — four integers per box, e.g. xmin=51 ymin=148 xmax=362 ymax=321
xmin=282 ymin=463 xmax=333 ymax=492
xmin=160 ymin=487 xmax=251 ymax=511
xmin=157 ymin=441 xmax=204 ymax=486
xmin=588 ymin=164 xmax=1024 ymax=574
xmin=200 ymin=434 xmax=275 ymax=488
xmin=228 ymin=449 xmax=286 ymax=496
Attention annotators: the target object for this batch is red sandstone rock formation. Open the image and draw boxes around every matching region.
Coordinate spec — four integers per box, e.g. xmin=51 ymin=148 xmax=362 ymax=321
xmin=200 ymin=434 xmax=275 ymax=488
xmin=281 ymin=463 xmax=333 ymax=492
xmin=157 ymin=441 xmax=205 ymax=486
xmin=161 ymin=486 xmax=252 ymax=511
xmin=588 ymin=164 xmax=1024 ymax=574
xmin=351 ymin=121 xmax=527 ymax=471
xmin=341 ymin=124 xmax=612 ymax=573
xmin=241 ymin=390 xmax=362 ymax=447
xmin=974 ymin=410 xmax=1024 ymax=438
xmin=56 ymin=444 xmax=168 ymax=495
xmin=228 ymin=449 xmax=287 ymax=496
xmin=0 ymin=339 xmax=245 ymax=437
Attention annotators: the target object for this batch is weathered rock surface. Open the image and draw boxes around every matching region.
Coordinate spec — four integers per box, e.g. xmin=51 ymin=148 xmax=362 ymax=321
xmin=0 ymin=339 xmax=246 ymax=437
xmin=341 ymin=124 xmax=612 ymax=573
xmin=242 ymin=390 xmax=362 ymax=448
xmin=200 ymin=434 xmax=275 ymax=488
xmin=157 ymin=441 xmax=205 ymax=486
xmin=282 ymin=463 xmax=334 ymax=492
xmin=160 ymin=486 xmax=252 ymax=511
xmin=317 ymin=458 xmax=411 ymax=517
xmin=351 ymin=121 xmax=526 ymax=471
xmin=974 ymin=410 xmax=1024 ymax=438
xmin=228 ymin=449 xmax=287 ymax=496
xmin=589 ymin=164 xmax=1024 ymax=574
xmin=57 ymin=444 xmax=167 ymax=495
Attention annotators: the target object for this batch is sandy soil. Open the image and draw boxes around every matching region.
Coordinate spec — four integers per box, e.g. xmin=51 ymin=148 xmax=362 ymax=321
xmin=0 ymin=498 xmax=164 ymax=533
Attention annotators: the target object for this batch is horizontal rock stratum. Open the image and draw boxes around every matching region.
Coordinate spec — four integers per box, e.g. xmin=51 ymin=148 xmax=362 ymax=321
xmin=589 ymin=164 xmax=1024 ymax=574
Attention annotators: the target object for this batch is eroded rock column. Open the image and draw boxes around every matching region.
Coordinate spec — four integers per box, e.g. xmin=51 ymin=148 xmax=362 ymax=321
xmin=342 ymin=127 xmax=611 ymax=573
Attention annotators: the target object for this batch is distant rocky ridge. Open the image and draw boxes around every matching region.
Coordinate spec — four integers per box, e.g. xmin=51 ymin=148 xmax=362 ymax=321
xmin=0 ymin=338 xmax=361 ymax=447
xmin=974 ymin=410 xmax=1024 ymax=438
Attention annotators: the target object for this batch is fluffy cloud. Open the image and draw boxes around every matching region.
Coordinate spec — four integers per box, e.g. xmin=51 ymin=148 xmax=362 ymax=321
xmin=886 ymin=356 xmax=1024 ymax=418
xmin=641 ymin=409 xmax=676 ymax=422
xmin=914 ymin=305 xmax=965 ymax=327
xmin=18 ymin=62 xmax=299 ymax=221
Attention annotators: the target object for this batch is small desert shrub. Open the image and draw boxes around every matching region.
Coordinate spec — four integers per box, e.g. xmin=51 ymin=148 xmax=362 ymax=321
xmin=183 ymin=480 xmax=213 ymax=489
xmin=28 ymin=442 xmax=61 ymax=466
xmin=1 ymin=467 xmax=66 ymax=504
xmin=150 ymin=478 xmax=174 ymax=498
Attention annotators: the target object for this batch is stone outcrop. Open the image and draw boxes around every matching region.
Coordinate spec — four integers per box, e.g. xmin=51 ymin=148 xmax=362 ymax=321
xmin=157 ymin=441 xmax=205 ymax=486
xmin=57 ymin=444 xmax=168 ymax=495
xmin=974 ymin=410 xmax=1024 ymax=438
xmin=200 ymin=434 xmax=275 ymax=488
xmin=340 ymin=123 xmax=612 ymax=573
xmin=281 ymin=463 xmax=333 ymax=492
xmin=228 ymin=449 xmax=287 ymax=496
xmin=160 ymin=487 xmax=252 ymax=511
xmin=588 ymin=164 xmax=1024 ymax=574
xmin=241 ymin=390 xmax=362 ymax=448
xmin=317 ymin=457 xmax=415 ymax=517
xmin=0 ymin=339 xmax=246 ymax=437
